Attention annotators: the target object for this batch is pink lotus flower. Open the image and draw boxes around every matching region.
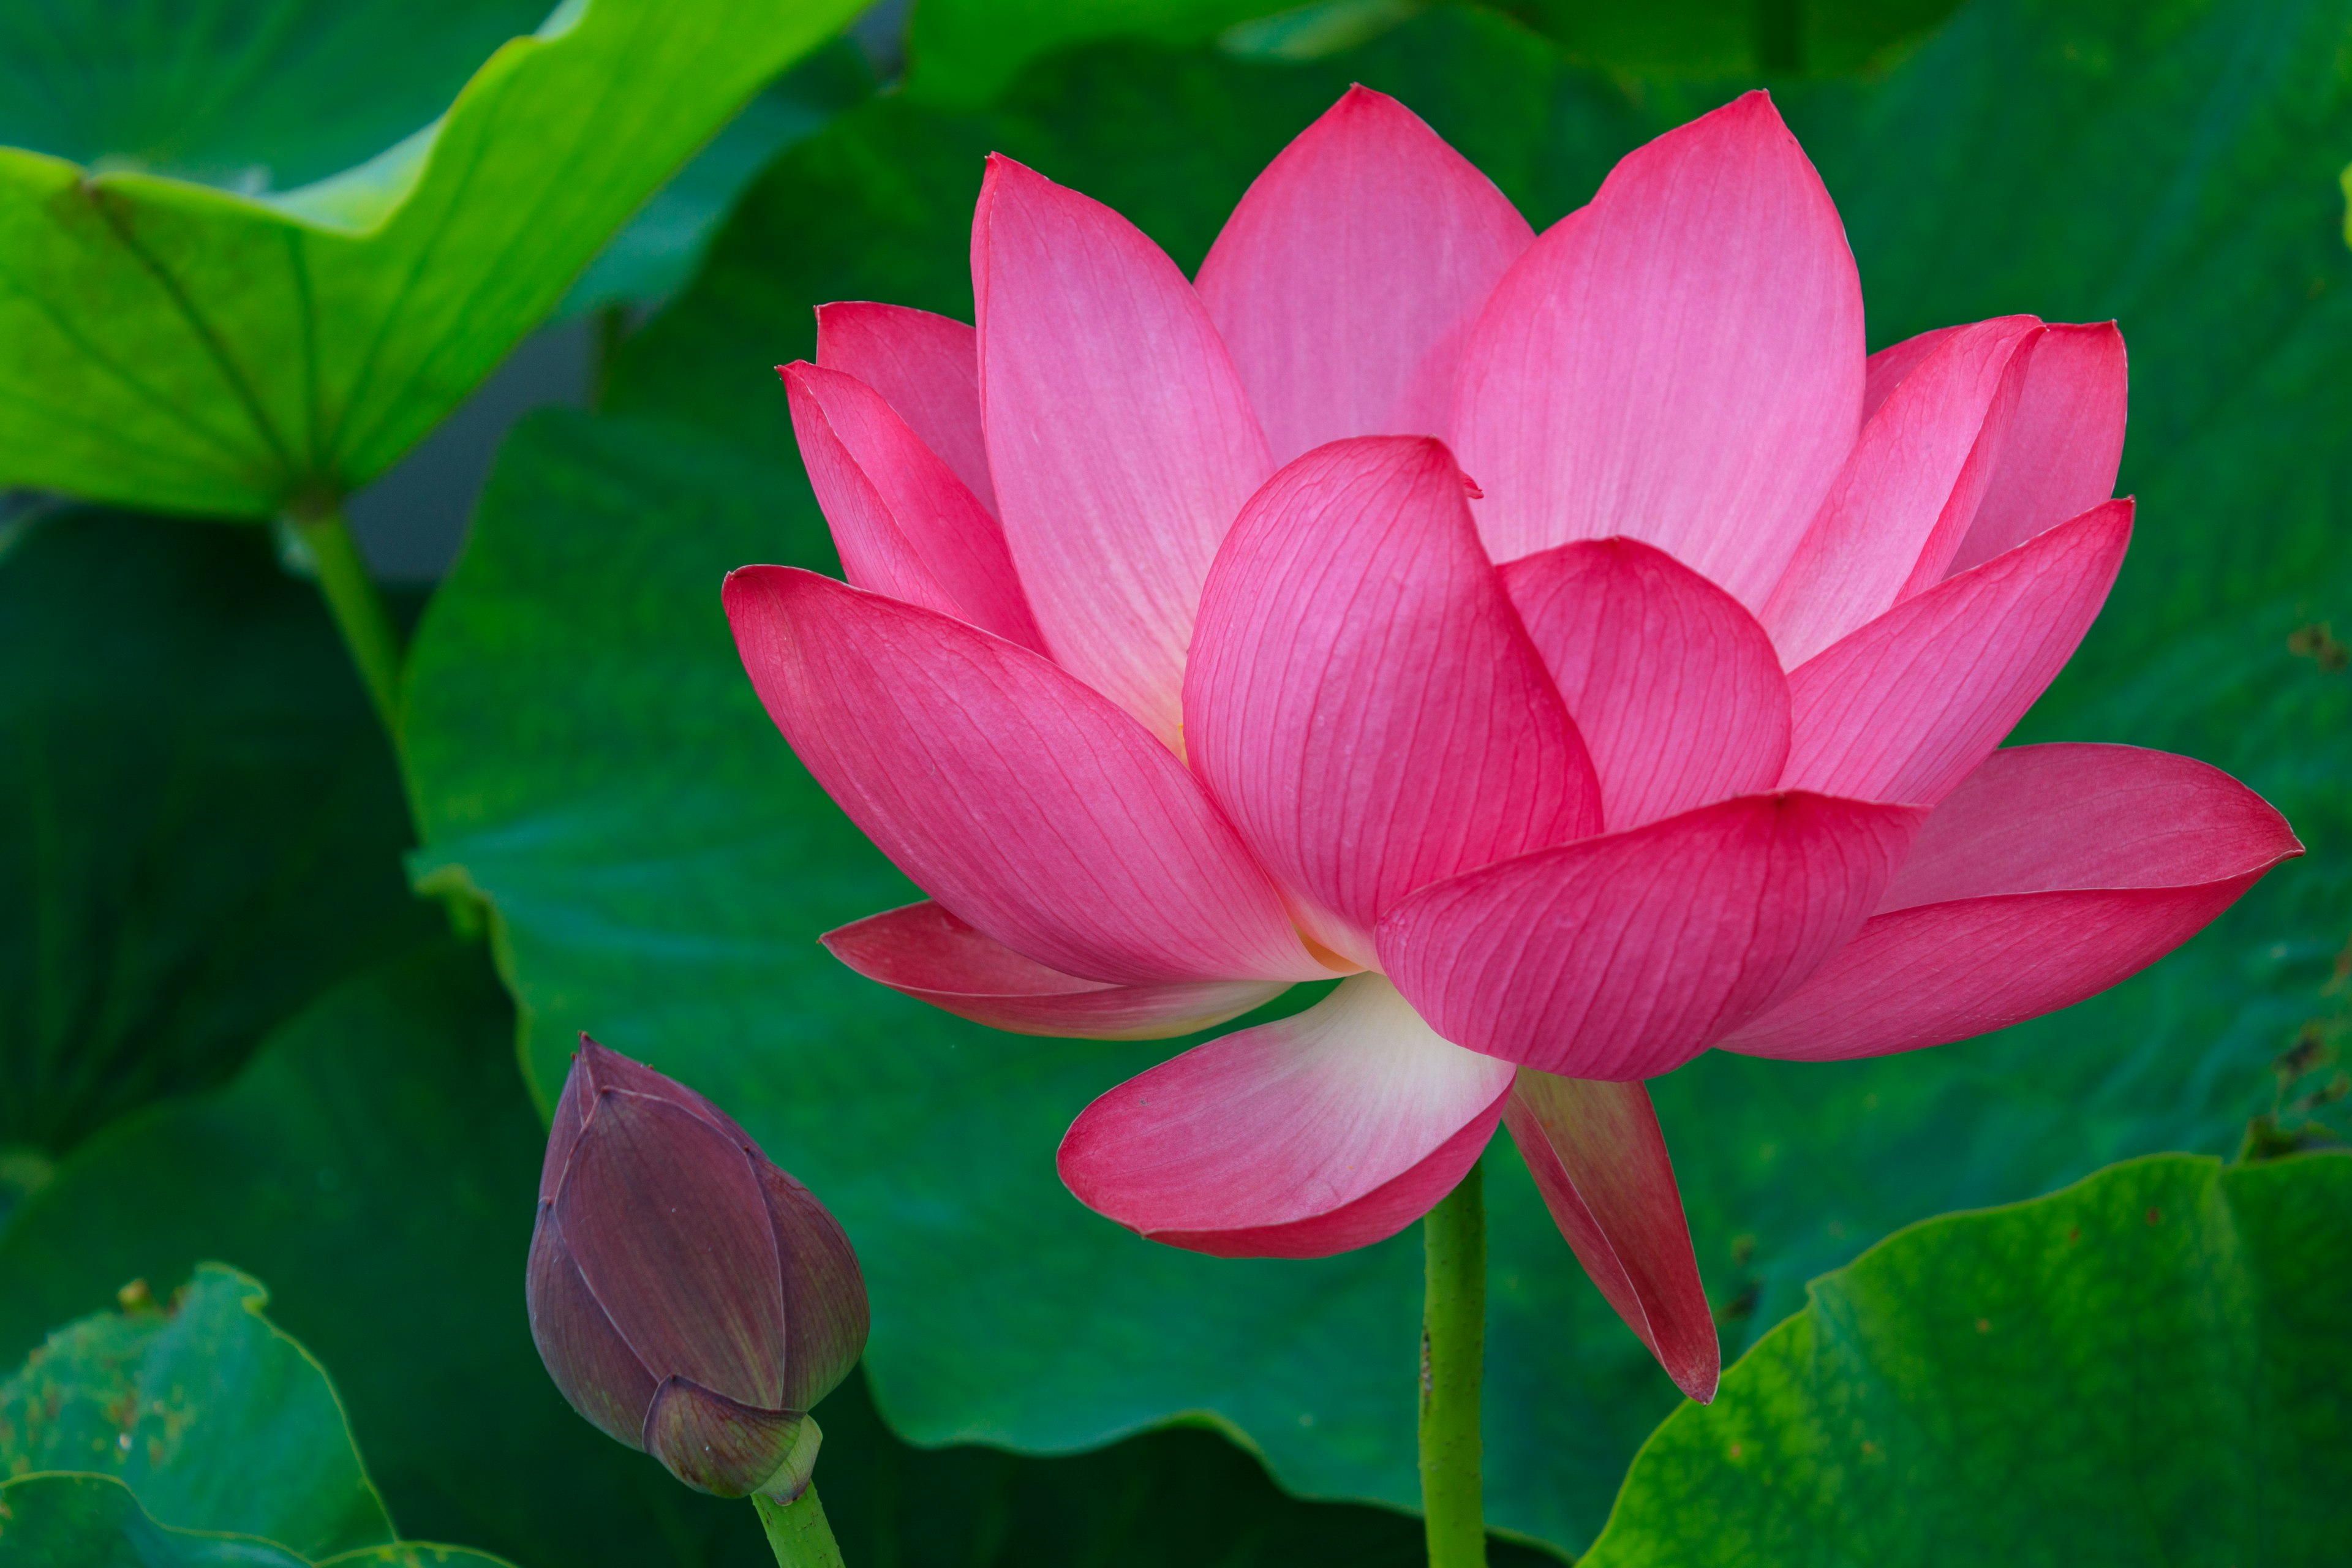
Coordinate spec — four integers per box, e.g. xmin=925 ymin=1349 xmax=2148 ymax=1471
xmin=725 ymin=88 xmax=2299 ymax=1401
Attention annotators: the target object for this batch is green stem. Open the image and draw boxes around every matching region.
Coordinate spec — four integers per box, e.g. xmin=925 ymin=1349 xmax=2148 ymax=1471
xmin=1420 ymin=1162 xmax=1486 ymax=1568
xmin=293 ymin=507 xmax=403 ymax=736
xmin=754 ymin=1485 xmax=846 ymax=1568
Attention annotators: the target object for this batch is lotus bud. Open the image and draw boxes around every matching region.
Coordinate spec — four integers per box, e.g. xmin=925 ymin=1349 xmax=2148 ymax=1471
xmin=527 ymin=1035 xmax=868 ymax=1501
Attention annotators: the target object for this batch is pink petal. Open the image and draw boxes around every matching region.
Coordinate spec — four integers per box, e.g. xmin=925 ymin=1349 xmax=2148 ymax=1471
xmin=821 ymin=900 xmax=1288 ymax=1039
xmin=724 ymin=566 xmax=1321 ymax=985
xmin=1504 ymin=1071 xmax=1717 ymax=1402
xmin=1504 ymin=537 xmax=1790 ymax=831
xmin=1947 ymin=322 xmax=2128 ymax=575
xmin=1450 ymin=90 xmax=1864 ymax=603
xmin=782 ymin=362 xmax=1044 ymax=650
xmin=1378 ymin=792 xmax=1923 ymax=1079
xmin=1763 ymin=317 xmax=2042 ymax=666
xmin=815 ymin=302 xmax=995 ymax=515
xmin=1863 ymin=323 xmax=1964 ymax=420
xmin=1057 ymin=974 xmax=1514 ymax=1258
xmin=1195 ymin=85 xmax=1532 ymax=466
xmin=973 ymin=155 xmax=1272 ymax=747
xmin=1722 ymin=744 xmax=2302 ymax=1061
xmin=1781 ymin=498 xmax=2132 ymax=805
xmin=1183 ymin=437 xmax=1599 ymax=967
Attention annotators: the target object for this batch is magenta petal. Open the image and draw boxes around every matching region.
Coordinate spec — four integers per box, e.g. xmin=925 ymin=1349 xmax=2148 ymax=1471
xmin=1862 ymin=323 xmax=1965 ymax=418
xmin=1504 ymin=1071 xmax=1717 ymax=1402
xmin=783 ymin=362 xmax=1044 ymax=650
xmin=1185 ymin=437 xmax=1599 ymax=965
xmin=1379 ymin=793 xmax=1923 ymax=1079
xmin=526 ymin=1213 xmax=658 ymax=1449
xmin=815 ymin=301 xmax=995 ymax=516
xmin=725 ymin=566 xmax=1320 ymax=985
xmin=1724 ymin=744 xmax=2301 ymax=1060
xmin=822 ymin=901 xmax=1288 ymax=1039
xmin=974 ymin=155 xmax=1272 ymax=747
xmin=1196 ymin=85 xmax=1532 ymax=465
xmin=556 ymin=1090 xmax=788 ymax=1408
xmin=1452 ymin=90 xmax=1864 ymax=603
xmin=1781 ymin=499 xmax=2132 ymax=805
xmin=1504 ymin=537 xmax=1790 ymax=831
xmin=1947 ymin=322 xmax=2128 ymax=575
xmin=1763 ymin=316 xmax=2041 ymax=665
xmin=1057 ymin=974 xmax=1514 ymax=1259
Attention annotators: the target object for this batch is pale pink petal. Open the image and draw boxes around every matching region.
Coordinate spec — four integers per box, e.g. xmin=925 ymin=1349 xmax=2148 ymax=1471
xmin=1379 ymin=793 xmax=1922 ymax=1079
xmin=1504 ymin=537 xmax=1789 ymax=831
xmin=1450 ymin=89 xmax=1864 ymax=603
xmin=1184 ymin=437 xmax=1599 ymax=967
xmin=1504 ymin=1071 xmax=1717 ymax=1402
xmin=974 ymin=155 xmax=1272 ymax=747
xmin=1781 ymin=499 xmax=2132 ymax=805
xmin=1763 ymin=317 xmax=2041 ymax=666
xmin=1195 ymin=85 xmax=1532 ymax=466
xmin=815 ymin=302 xmax=995 ymax=516
xmin=1057 ymin=974 xmax=1513 ymax=1258
xmin=723 ymin=566 xmax=1322 ymax=985
xmin=782 ymin=362 xmax=1043 ymax=650
xmin=821 ymin=900 xmax=1287 ymax=1039
xmin=1947 ymin=322 xmax=2128 ymax=575
xmin=1722 ymin=744 xmax=2301 ymax=1060
xmin=1863 ymin=323 xmax=1964 ymax=420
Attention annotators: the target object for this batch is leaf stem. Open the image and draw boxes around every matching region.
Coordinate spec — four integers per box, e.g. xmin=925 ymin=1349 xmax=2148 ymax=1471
xmin=292 ymin=507 xmax=404 ymax=736
xmin=754 ymin=1485 xmax=846 ymax=1568
xmin=1420 ymin=1161 xmax=1486 ymax=1568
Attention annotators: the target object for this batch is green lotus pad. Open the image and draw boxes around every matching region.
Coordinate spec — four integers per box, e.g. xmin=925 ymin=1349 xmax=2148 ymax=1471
xmin=0 ymin=1472 xmax=509 ymax=1568
xmin=0 ymin=0 xmax=862 ymax=519
xmin=1585 ymin=1152 xmax=2352 ymax=1564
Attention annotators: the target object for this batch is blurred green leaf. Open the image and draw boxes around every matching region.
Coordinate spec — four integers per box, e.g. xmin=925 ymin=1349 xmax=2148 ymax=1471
xmin=0 ymin=1264 xmax=392 ymax=1556
xmin=0 ymin=943 xmax=1556 ymax=1568
xmin=1494 ymin=0 xmax=1962 ymax=75
xmin=1583 ymin=1153 xmax=2352 ymax=1563
xmin=0 ymin=510 xmax=432 ymax=1156
xmin=0 ymin=0 xmax=864 ymax=520
xmin=400 ymin=0 xmax=2352 ymax=1555
xmin=905 ymin=0 xmax=1290 ymax=105
xmin=0 ymin=0 xmax=548 ymax=193
xmin=0 ymin=1472 xmax=511 ymax=1568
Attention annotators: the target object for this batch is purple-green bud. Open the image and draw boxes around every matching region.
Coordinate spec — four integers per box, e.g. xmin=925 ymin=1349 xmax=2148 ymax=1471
xmin=527 ymin=1036 xmax=868 ymax=1501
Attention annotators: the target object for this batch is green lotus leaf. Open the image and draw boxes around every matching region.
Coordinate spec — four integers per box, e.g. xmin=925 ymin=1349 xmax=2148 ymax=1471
xmin=0 ymin=1472 xmax=512 ymax=1568
xmin=0 ymin=0 xmax=864 ymax=520
xmin=1583 ymin=1153 xmax=2352 ymax=1564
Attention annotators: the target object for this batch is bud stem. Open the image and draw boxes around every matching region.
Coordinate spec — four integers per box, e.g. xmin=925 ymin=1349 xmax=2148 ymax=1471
xmin=753 ymin=1483 xmax=846 ymax=1568
xmin=1419 ymin=1161 xmax=1486 ymax=1567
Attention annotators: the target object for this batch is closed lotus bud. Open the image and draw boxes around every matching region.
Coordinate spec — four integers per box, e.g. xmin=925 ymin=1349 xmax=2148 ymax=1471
xmin=527 ymin=1036 xmax=868 ymax=1501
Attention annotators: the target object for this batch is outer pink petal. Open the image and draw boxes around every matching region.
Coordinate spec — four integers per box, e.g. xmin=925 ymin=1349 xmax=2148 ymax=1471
xmin=1184 ymin=437 xmax=1600 ymax=967
xmin=1504 ymin=1070 xmax=1717 ymax=1402
xmin=1722 ymin=744 xmax=2301 ymax=1060
xmin=1947 ymin=322 xmax=2128 ymax=575
xmin=973 ymin=155 xmax=1272 ymax=748
xmin=1057 ymin=974 xmax=1514 ymax=1258
xmin=723 ymin=565 xmax=1321 ymax=985
xmin=1863 ymin=323 xmax=1964 ymax=419
xmin=821 ymin=900 xmax=1287 ymax=1039
xmin=1781 ymin=499 xmax=2132 ymax=805
xmin=1450 ymin=90 xmax=1864 ymax=603
xmin=1763 ymin=317 xmax=2041 ymax=666
xmin=1379 ymin=793 xmax=1923 ymax=1079
xmin=782 ymin=362 xmax=1044 ymax=650
xmin=1195 ymin=85 xmax=1532 ymax=466
xmin=815 ymin=302 xmax=995 ymax=516
xmin=1504 ymin=537 xmax=1790 ymax=831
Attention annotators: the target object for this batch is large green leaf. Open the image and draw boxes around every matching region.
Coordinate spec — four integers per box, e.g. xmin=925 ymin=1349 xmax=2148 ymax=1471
xmin=0 ymin=942 xmax=1555 ymax=1567
xmin=0 ymin=1264 xmax=392 ymax=1556
xmin=401 ymin=0 xmax=2352 ymax=1553
xmin=0 ymin=0 xmax=864 ymax=519
xmin=0 ymin=508 xmax=432 ymax=1156
xmin=1583 ymin=1152 xmax=2352 ymax=1562
xmin=0 ymin=1474 xmax=510 ymax=1568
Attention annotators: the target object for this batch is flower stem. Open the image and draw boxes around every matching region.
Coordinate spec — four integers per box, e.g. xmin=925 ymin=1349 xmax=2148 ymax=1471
xmin=292 ymin=507 xmax=403 ymax=736
xmin=1420 ymin=1161 xmax=1486 ymax=1568
xmin=753 ymin=1485 xmax=846 ymax=1568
